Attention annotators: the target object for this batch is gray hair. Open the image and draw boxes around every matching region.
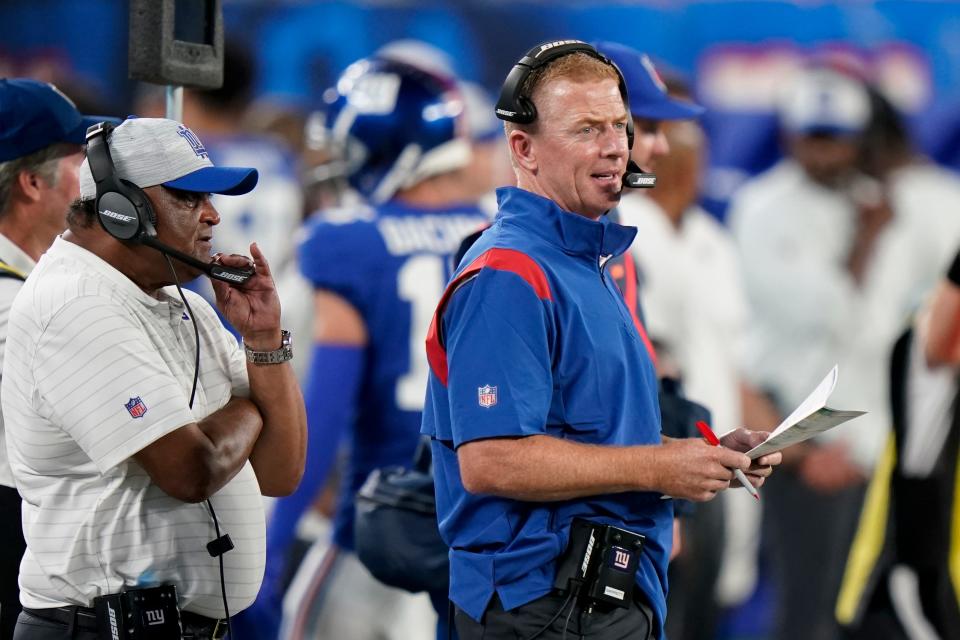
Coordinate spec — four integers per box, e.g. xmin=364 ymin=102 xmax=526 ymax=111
xmin=0 ymin=144 xmax=71 ymax=219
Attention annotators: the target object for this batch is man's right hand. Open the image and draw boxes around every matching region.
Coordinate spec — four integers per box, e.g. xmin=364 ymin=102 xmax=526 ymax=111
xmin=651 ymin=438 xmax=752 ymax=502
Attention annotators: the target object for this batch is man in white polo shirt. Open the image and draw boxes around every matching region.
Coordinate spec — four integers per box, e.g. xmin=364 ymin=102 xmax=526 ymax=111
xmin=1 ymin=117 xmax=307 ymax=639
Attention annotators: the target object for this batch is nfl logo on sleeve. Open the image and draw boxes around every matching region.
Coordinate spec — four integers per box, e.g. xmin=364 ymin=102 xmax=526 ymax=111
xmin=477 ymin=385 xmax=498 ymax=409
xmin=124 ymin=396 xmax=148 ymax=419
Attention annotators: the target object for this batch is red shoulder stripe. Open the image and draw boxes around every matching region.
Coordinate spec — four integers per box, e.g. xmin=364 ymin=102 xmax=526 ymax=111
xmin=425 ymin=248 xmax=551 ymax=387
xmin=620 ymin=252 xmax=658 ymax=367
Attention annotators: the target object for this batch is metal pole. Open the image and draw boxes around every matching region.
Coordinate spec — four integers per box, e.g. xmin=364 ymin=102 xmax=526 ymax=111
xmin=165 ymin=85 xmax=183 ymax=121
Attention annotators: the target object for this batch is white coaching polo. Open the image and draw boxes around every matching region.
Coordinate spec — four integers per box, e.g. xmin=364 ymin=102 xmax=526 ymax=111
xmin=1 ymin=236 xmax=265 ymax=617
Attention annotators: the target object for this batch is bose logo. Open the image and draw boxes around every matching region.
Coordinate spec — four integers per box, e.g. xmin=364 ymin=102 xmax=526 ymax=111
xmin=536 ymin=39 xmax=582 ymax=56
xmin=580 ymin=529 xmax=596 ymax=578
xmin=626 ymin=175 xmax=657 ymax=187
xmin=214 ymin=270 xmax=247 ymax=283
xmin=108 ymin=604 xmax=120 ymax=640
xmin=102 ymin=209 xmax=136 ymax=223
xmin=495 ymin=108 xmax=517 ymax=117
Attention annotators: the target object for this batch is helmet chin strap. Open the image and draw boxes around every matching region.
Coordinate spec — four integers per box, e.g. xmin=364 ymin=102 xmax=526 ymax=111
xmin=370 ymin=144 xmax=422 ymax=204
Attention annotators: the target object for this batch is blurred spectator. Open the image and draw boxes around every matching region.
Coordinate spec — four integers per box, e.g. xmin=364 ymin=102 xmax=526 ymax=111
xmin=612 ymin=68 xmax=768 ymax=638
xmin=621 ymin=117 xmax=740 ymax=640
xmin=593 ymin=41 xmax=703 ymax=584
xmin=456 ymin=81 xmax=514 ymax=209
xmin=300 ymin=109 xmax=357 ymax=216
xmin=836 ymin=248 xmax=960 ymax=639
xmin=728 ymin=64 xmax=960 ymax=640
xmin=270 ymin=56 xmax=489 ymax=640
xmin=0 ymin=78 xmax=101 ymax=640
xmin=179 ymin=42 xmax=305 ymax=342
xmin=180 ymin=41 xmax=304 ymax=263
xmin=728 ymin=67 xmax=876 ymax=640
xmin=852 ymin=86 xmax=960 ymax=349
xmin=244 ymin=101 xmax=310 ymax=158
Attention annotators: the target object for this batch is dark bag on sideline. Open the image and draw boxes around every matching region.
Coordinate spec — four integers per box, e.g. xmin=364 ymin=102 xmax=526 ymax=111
xmin=354 ymin=437 xmax=449 ymax=594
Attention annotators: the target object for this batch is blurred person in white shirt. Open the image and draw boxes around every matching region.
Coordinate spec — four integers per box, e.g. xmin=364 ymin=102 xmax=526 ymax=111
xmin=727 ymin=65 xmax=960 ymax=640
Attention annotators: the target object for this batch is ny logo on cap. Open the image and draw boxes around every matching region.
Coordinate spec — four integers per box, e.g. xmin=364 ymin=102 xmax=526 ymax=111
xmin=640 ymin=55 xmax=667 ymax=93
xmin=177 ymin=125 xmax=209 ymax=159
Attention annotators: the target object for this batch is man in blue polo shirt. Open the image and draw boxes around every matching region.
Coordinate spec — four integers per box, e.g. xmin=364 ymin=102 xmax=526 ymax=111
xmin=422 ymin=41 xmax=782 ymax=639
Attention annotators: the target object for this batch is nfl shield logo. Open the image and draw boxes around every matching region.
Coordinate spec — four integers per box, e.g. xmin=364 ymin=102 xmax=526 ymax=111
xmin=124 ymin=397 xmax=148 ymax=419
xmin=477 ymin=385 xmax=497 ymax=409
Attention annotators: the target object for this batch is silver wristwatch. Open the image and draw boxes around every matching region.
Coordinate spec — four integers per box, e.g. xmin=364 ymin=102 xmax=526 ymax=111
xmin=244 ymin=330 xmax=293 ymax=364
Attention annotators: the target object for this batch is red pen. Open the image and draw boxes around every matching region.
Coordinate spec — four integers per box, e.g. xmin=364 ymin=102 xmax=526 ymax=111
xmin=696 ymin=420 xmax=760 ymax=501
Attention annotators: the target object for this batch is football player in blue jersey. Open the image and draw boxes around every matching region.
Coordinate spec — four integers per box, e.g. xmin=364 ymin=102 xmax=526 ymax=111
xmin=266 ymin=57 xmax=490 ymax=640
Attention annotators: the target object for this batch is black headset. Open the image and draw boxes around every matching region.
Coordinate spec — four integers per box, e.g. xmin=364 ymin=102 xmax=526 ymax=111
xmin=85 ymin=122 xmax=254 ymax=284
xmin=495 ymin=40 xmax=656 ymax=189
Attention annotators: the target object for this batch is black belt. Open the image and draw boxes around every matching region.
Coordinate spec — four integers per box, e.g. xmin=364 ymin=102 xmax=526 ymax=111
xmin=23 ymin=606 xmax=228 ymax=639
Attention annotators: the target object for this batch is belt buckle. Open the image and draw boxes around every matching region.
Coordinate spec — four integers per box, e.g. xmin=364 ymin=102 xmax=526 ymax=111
xmin=211 ymin=619 xmax=227 ymax=640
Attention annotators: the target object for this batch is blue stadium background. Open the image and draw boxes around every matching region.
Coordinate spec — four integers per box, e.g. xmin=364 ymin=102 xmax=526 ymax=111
xmin=3 ymin=0 xmax=960 ymax=219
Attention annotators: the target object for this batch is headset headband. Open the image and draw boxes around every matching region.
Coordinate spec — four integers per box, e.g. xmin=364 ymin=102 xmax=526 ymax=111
xmin=495 ymin=40 xmax=630 ymax=126
xmin=85 ymin=122 xmax=116 ymax=187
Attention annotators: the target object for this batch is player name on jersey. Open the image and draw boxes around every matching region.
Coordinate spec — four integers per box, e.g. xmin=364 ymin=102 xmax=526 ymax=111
xmin=378 ymin=214 xmax=488 ymax=256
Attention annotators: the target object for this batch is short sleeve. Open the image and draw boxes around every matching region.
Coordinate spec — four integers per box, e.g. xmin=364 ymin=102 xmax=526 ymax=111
xmin=443 ymin=268 xmax=555 ymax=447
xmin=34 ymin=295 xmax=196 ymax=473
xmin=297 ymin=217 xmax=379 ymax=312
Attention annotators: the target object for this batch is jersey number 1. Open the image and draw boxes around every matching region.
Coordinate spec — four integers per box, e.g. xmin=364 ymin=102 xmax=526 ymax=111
xmin=396 ymin=255 xmax=446 ymax=411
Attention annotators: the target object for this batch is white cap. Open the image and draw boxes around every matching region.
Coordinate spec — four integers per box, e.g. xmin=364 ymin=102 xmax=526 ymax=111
xmin=79 ymin=117 xmax=258 ymax=200
xmin=779 ymin=68 xmax=871 ymax=137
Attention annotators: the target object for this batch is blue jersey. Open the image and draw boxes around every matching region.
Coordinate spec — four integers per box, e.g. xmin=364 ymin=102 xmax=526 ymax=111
xmin=422 ymin=187 xmax=671 ymax=637
xmin=298 ymin=200 xmax=489 ymax=547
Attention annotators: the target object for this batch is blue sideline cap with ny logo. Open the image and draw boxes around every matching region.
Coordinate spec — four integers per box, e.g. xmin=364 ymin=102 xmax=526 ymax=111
xmin=0 ymin=78 xmax=117 ymax=162
xmin=593 ymin=41 xmax=705 ymax=121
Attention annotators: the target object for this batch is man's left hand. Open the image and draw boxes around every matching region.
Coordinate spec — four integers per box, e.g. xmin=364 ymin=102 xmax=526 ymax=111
xmin=210 ymin=242 xmax=283 ymax=348
xmin=719 ymin=428 xmax=783 ymax=488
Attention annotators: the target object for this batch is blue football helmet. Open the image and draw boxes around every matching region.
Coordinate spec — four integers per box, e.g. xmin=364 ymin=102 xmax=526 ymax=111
xmin=322 ymin=57 xmax=472 ymax=203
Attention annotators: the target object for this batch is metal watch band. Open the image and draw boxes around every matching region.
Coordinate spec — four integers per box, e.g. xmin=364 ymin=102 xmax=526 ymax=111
xmin=244 ymin=330 xmax=293 ymax=364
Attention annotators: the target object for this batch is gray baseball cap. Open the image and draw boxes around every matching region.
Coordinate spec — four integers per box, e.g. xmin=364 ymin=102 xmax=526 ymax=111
xmin=79 ymin=117 xmax=258 ymax=200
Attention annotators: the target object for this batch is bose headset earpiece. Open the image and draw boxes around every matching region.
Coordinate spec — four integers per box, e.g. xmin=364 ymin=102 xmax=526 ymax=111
xmin=84 ymin=122 xmax=254 ymax=285
xmin=495 ymin=40 xmax=657 ymax=189
xmin=86 ymin=121 xmax=158 ymax=242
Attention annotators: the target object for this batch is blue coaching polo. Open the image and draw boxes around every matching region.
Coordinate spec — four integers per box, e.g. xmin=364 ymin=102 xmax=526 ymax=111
xmin=422 ymin=187 xmax=672 ymax=636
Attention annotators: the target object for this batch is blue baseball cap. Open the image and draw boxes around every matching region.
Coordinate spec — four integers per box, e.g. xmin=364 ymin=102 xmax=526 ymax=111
xmin=593 ymin=41 xmax=705 ymax=121
xmin=0 ymin=78 xmax=117 ymax=162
